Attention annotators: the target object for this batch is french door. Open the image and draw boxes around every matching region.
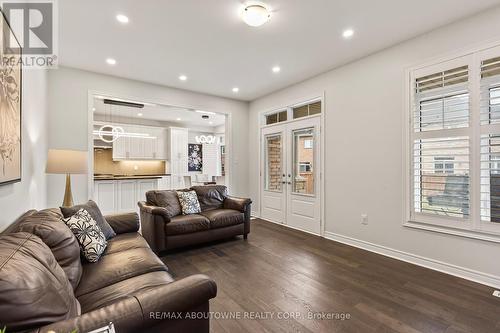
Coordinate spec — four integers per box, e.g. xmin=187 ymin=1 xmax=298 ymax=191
xmin=261 ymin=116 xmax=321 ymax=234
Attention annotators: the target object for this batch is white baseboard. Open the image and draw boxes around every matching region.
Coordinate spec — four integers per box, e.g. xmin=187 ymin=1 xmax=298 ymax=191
xmin=324 ymin=231 xmax=500 ymax=289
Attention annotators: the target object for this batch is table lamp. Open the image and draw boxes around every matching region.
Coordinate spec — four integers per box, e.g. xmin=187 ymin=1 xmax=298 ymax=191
xmin=46 ymin=149 xmax=88 ymax=207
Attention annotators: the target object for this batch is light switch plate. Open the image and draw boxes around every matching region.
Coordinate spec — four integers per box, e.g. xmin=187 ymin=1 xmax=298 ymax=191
xmin=493 ymin=290 xmax=500 ymax=298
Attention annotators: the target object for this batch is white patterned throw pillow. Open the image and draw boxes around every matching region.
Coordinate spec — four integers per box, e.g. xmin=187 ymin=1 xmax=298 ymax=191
xmin=62 ymin=208 xmax=107 ymax=263
xmin=177 ymin=190 xmax=201 ymax=215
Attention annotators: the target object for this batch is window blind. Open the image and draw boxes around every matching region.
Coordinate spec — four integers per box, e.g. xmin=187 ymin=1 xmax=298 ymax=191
xmin=480 ymin=56 xmax=500 ymax=223
xmin=412 ymin=64 xmax=470 ymax=220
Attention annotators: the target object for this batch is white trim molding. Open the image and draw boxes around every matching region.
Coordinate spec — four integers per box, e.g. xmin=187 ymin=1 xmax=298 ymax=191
xmin=324 ymin=231 xmax=500 ymax=289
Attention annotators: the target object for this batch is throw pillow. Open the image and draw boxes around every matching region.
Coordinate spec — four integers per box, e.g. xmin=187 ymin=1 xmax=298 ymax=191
xmin=177 ymin=190 xmax=201 ymax=215
xmin=60 ymin=200 xmax=116 ymax=239
xmin=62 ymin=209 xmax=107 ymax=263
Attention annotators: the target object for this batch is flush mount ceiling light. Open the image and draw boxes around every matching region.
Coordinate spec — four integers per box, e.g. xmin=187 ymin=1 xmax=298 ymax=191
xmin=137 ymin=113 xmax=143 ymax=117
xmin=179 ymin=75 xmax=187 ymax=81
xmin=232 ymin=87 xmax=239 ymax=93
xmin=272 ymin=66 xmax=281 ymax=73
xmin=195 ymin=110 xmax=216 ymax=115
xmin=342 ymin=28 xmax=354 ymax=39
xmin=116 ymin=14 xmax=129 ymax=24
xmin=176 ymin=118 xmax=181 ymax=121
xmin=242 ymin=4 xmax=271 ymax=27
xmin=106 ymin=58 xmax=117 ymax=65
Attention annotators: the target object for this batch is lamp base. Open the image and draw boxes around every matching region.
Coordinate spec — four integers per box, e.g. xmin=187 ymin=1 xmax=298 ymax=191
xmin=62 ymin=173 xmax=74 ymax=207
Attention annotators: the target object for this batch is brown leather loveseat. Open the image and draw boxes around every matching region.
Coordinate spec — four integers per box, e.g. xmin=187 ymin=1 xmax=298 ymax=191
xmin=0 ymin=208 xmax=217 ymax=333
xmin=139 ymin=185 xmax=252 ymax=253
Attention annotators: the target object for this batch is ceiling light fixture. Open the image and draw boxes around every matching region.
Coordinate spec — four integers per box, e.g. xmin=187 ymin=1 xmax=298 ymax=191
xmin=137 ymin=113 xmax=143 ymax=117
xmin=106 ymin=58 xmax=117 ymax=65
xmin=272 ymin=66 xmax=281 ymax=73
xmin=195 ymin=110 xmax=216 ymax=115
xmin=342 ymin=29 xmax=354 ymax=39
xmin=116 ymin=14 xmax=129 ymax=24
xmin=232 ymin=87 xmax=239 ymax=93
xmin=209 ymin=121 xmax=214 ymax=125
xmin=241 ymin=3 xmax=271 ymax=27
xmin=179 ymin=75 xmax=187 ymax=81
xmin=176 ymin=118 xmax=181 ymax=121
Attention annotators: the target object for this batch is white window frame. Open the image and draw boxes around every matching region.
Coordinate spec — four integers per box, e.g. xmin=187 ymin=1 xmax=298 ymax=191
xmin=404 ymin=44 xmax=500 ymax=243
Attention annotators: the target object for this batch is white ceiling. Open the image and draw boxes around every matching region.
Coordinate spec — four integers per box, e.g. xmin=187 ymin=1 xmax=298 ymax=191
xmin=60 ymin=0 xmax=500 ymax=101
xmin=93 ymin=98 xmax=227 ymax=127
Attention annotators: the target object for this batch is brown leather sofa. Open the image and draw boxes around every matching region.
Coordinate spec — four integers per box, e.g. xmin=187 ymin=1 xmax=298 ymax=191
xmin=0 ymin=208 xmax=217 ymax=333
xmin=139 ymin=185 xmax=252 ymax=253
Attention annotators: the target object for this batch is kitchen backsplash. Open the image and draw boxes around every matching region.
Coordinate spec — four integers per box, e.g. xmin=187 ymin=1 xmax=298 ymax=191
xmin=94 ymin=148 xmax=166 ymax=175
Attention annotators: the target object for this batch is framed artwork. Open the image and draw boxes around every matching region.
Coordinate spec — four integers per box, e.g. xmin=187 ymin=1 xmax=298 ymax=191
xmin=188 ymin=144 xmax=203 ymax=172
xmin=0 ymin=9 xmax=22 ymax=185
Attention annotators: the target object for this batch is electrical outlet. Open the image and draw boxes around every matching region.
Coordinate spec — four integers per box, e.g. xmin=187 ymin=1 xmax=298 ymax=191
xmin=361 ymin=214 xmax=368 ymax=225
xmin=493 ymin=290 xmax=500 ymax=298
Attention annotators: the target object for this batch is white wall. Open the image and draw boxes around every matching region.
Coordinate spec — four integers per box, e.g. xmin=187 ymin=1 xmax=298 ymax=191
xmin=47 ymin=67 xmax=249 ymax=206
xmin=0 ymin=69 xmax=48 ymax=231
xmin=249 ymin=8 xmax=500 ymax=285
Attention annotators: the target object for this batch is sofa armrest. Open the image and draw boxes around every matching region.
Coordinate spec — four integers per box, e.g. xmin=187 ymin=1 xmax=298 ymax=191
xmin=138 ymin=201 xmax=170 ymax=253
xmin=36 ymin=275 xmax=217 ymax=333
xmin=105 ymin=212 xmax=140 ymax=234
xmin=138 ymin=201 xmax=171 ymax=221
xmin=224 ymin=196 xmax=252 ymax=213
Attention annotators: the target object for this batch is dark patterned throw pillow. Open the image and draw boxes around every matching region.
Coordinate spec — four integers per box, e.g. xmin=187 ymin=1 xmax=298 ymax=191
xmin=62 ymin=209 xmax=107 ymax=263
xmin=177 ymin=190 xmax=201 ymax=215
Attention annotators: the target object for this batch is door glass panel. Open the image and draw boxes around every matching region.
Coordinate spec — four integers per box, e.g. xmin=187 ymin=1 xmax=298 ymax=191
xmin=265 ymin=134 xmax=282 ymax=191
xmin=292 ymin=128 xmax=315 ymax=194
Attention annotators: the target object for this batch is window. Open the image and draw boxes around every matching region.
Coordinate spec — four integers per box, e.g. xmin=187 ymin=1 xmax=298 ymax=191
xmin=299 ymin=162 xmax=312 ymax=172
xmin=304 ymin=139 xmax=313 ymax=149
xmin=293 ymin=101 xmax=321 ymax=119
xmin=407 ymin=46 xmax=500 ymax=239
xmin=434 ymin=157 xmax=455 ymax=174
xmin=266 ymin=110 xmax=287 ymax=125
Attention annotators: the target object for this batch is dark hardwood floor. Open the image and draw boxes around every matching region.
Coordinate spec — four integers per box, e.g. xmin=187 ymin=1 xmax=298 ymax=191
xmin=161 ymin=219 xmax=500 ymax=333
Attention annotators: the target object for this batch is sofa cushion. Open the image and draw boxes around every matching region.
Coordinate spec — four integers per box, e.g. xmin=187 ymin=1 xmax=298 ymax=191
xmin=167 ymin=214 xmax=210 ymax=235
xmin=63 ymin=209 xmax=108 ymax=263
xmin=75 ymin=248 xmax=167 ymax=297
xmin=0 ymin=232 xmax=81 ymax=332
xmin=146 ymin=190 xmax=182 ymax=217
xmin=200 ymin=209 xmax=245 ymax=229
xmin=12 ymin=208 xmax=83 ymax=290
xmin=61 ymin=200 xmax=116 ymax=240
xmin=103 ymin=232 xmax=150 ymax=255
xmin=77 ymin=271 xmax=174 ymax=313
xmin=191 ymin=185 xmax=228 ymax=211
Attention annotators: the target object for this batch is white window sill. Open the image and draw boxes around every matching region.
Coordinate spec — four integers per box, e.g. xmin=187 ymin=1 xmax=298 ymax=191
xmin=404 ymin=220 xmax=500 ymax=243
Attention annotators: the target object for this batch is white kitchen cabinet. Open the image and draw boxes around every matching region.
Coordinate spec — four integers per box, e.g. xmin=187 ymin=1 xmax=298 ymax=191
xmin=168 ymin=127 xmax=188 ymax=175
xmin=110 ymin=123 xmax=167 ymax=160
xmin=137 ymin=179 xmax=158 ymax=202
xmin=93 ymin=181 xmax=117 ymax=215
xmin=158 ymin=176 xmax=171 ymax=190
xmin=94 ymin=178 xmax=159 ymax=213
xmin=116 ymin=180 xmax=138 ymax=212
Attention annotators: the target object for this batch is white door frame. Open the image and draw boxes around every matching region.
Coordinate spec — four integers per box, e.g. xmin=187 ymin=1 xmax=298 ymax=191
xmin=86 ymin=90 xmax=233 ymax=199
xmin=258 ymin=93 xmax=326 ymax=236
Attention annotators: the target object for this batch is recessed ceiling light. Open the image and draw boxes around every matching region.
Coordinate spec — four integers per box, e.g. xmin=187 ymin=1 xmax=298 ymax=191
xmin=342 ymin=29 xmax=354 ymax=39
xmin=209 ymin=121 xmax=214 ymax=125
xmin=232 ymin=87 xmax=239 ymax=93
xmin=116 ymin=14 xmax=129 ymax=24
xmin=176 ymin=118 xmax=181 ymax=121
xmin=272 ymin=66 xmax=281 ymax=73
xmin=106 ymin=58 xmax=117 ymax=65
xmin=137 ymin=113 xmax=143 ymax=117
xmin=241 ymin=4 xmax=271 ymax=27
xmin=92 ymin=107 xmax=96 ymax=112
xmin=179 ymin=75 xmax=187 ymax=81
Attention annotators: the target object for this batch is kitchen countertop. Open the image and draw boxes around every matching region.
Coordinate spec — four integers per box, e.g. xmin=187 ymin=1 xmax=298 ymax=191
xmin=94 ymin=174 xmax=171 ymax=181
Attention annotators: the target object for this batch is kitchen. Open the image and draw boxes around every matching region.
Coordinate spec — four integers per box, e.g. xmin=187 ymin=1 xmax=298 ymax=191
xmin=92 ymin=96 xmax=226 ymax=214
